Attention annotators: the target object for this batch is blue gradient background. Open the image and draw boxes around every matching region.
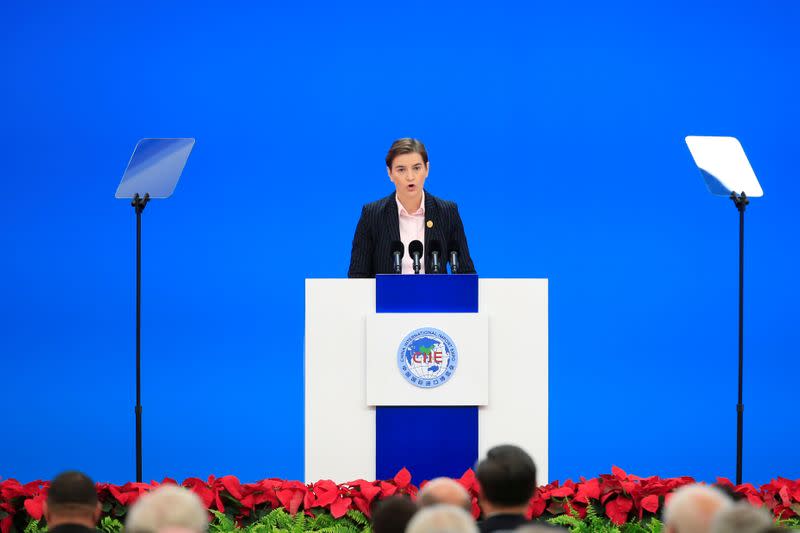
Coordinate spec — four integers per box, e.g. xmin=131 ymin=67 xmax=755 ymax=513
xmin=2 ymin=1 xmax=798 ymax=485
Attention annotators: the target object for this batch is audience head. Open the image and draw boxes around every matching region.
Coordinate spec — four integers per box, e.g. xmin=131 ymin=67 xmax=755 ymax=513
xmin=406 ymin=504 xmax=478 ymax=533
xmin=710 ymin=501 xmax=773 ymax=533
xmin=126 ymin=485 xmax=208 ymax=533
xmin=418 ymin=478 xmax=472 ymax=512
xmin=663 ymin=484 xmax=733 ymax=533
xmin=43 ymin=470 xmax=101 ymax=528
xmin=475 ymin=444 xmax=537 ymax=515
xmin=370 ymin=495 xmax=418 ymax=533
xmin=517 ymin=526 xmax=569 ymax=533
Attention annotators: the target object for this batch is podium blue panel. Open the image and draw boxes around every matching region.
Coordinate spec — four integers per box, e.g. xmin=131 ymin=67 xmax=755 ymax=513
xmin=376 ymin=407 xmax=478 ymax=483
xmin=376 ymin=274 xmax=479 ymax=484
xmin=376 ymin=274 xmax=479 ymax=313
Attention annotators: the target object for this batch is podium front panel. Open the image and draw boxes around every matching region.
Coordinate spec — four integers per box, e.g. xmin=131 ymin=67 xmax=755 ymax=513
xmin=366 ymin=313 xmax=488 ymax=406
xmin=305 ymin=278 xmax=548 ymax=484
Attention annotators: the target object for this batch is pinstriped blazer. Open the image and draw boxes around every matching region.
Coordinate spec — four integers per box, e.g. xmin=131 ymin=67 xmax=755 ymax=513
xmin=347 ymin=190 xmax=476 ymax=278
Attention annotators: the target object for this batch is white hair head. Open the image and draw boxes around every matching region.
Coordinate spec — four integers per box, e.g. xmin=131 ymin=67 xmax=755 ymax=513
xmin=406 ymin=504 xmax=478 ymax=533
xmin=663 ymin=484 xmax=733 ymax=533
xmin=710 ymin=501 xmax=773 ymax=533
xmin=418 ymin=478 xmax=472 ymax=512
xmin=126 ymin=485 xmax=208 ymax=533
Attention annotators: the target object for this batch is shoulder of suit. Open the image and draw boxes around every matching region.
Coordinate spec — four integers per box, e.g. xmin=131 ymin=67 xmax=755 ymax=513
xmin=362 ymin=192 xmax=396 ymax=213
xmin=426 ymin=192 xmax=458 ymax=211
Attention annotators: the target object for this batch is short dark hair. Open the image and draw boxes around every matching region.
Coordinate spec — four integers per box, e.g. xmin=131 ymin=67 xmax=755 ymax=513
xmin=385 ymin=138 xmax=429 ymax=169
xmin=47 ymin=471 xmax=97 ymax=507
xmin=371 ymin=495 xmax=418 ymax=533
xmin=476 ymin=445 xmax=537 ymax=507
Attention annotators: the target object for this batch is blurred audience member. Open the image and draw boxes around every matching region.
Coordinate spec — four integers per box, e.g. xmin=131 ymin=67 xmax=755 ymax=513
xmin=517 ymin=526 xmax=569 ymax=533
xmin=664 ymin=484 xmax=732 ymax=533
xmin=126 ymin=485 xmax=207 ymax=533
xmin=43 ymin=471 xmax=101 ymax=533
xmin=371 ymin=495 xmax=418 ymax=533
xmin=419 ymin=478 xmax=472 ymax=512
xmin=475 ymin=445 xmax=537 ymax=533
xmin=407 ymin=504 xmax=478 ymax=533
xmin=710 ymin=501 xmax=773 ymax=533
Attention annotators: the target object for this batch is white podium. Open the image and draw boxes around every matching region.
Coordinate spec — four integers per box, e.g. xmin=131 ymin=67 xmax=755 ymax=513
xmin=305 ymin=278 xmax=548 ymax=483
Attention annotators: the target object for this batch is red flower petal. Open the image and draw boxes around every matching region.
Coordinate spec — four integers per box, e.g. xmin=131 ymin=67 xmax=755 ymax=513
xmin=1 ymin=515 xmax=13 ymax=533
xmin=459 ymin=470 xmax=477 ymax=491
xmin=330 ymin=497 xmax=352 ymax=519
xmin=605 ymin=497 xmax=633 ymax=525
xmin=393 ymin=469 xmax=411 ymax=489
xmin=23 ymin=496 xmax=44 ymax=520
xmin=528 ymin=496 xmax=547 ymax=519
xmin=358 ymin=482 xmax=381 ymax=502
xmin=380 ymin=481 xmax=397 ymax=497
xmin=612 ymin=466 xmax=628 ymax=480
xmin=640 ymin=494 xmax=659 ymax=514
xmin=716 ymin=477 xmax=734 ymax=488
xmin=353 ymin=496 xmax=371 ymax=517
xmin=220 ymin=476 xmax=243 ymax=500
xmin=575 ymin=478 xmax=600 ymax=503
xmin=550 ymin=486 xmax=574 ymax=498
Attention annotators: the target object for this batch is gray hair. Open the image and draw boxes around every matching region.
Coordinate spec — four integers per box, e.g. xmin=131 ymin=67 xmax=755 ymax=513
xmin=663 ymin=484 xmax=733 ymax=533
xmin=406 ymin=504 xmax=478 ymax=533
xmin=418 ymin=478 xmax=472 ymax=512
xmin=710 ymin=501 xmax=773 ymax=533
xmin=126 ymin=485 xmax=208 ymax=533
xmin=517 ymin=526 xmax=569 ymax=533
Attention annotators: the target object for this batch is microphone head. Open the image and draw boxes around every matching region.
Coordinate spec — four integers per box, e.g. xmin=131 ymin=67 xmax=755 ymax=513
xmin=391 ymin=240 xmax=404 ymax=258
xmin=429 ymin=239 xmax=442 ymax=255
xmin=409 ymin=240 xmax=424 ymax=257
xmin=448 ymin=241 xmax=460 ymax=255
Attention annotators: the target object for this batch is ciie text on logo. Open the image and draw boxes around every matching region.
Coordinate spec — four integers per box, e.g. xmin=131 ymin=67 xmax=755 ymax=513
xmin=397 ymin=327 xmax=458 ymax=389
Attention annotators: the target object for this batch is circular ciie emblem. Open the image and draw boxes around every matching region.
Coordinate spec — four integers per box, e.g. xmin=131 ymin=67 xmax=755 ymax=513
xmin=397 ymin=327 xmax=458 ymax=388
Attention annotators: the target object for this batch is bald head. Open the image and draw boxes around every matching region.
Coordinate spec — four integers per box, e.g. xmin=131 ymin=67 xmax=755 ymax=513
xmin=418 ymin=478 xmax=472 ymax=512
xmin=664 ymin=484 xmax=733 ymax=533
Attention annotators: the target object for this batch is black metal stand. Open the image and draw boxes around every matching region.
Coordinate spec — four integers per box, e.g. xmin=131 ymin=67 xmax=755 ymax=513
xmin=731 ymin=191 xmax=748 ymax=485
xmin=132 ymin=192 xmax=150 ymax=483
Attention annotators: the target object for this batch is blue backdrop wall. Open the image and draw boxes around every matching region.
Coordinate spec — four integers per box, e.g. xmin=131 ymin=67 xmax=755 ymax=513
xmin=2 ymin=1 xmax=798 ymax=486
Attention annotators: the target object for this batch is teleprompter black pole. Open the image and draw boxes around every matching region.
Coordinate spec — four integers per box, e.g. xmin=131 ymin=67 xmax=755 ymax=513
xmin=132 ymin=192 xmax=150 ymax=483
xmin=731 ymin=191 xmax=748 ymax=485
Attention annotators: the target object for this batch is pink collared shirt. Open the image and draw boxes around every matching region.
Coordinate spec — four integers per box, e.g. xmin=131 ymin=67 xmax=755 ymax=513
xmin=396 ymin=192 xmax=426 ymax=274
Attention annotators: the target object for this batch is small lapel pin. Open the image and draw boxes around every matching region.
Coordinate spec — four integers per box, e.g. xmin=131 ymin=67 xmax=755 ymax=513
xmin=426 ymin=220 xmax=434 ymax=229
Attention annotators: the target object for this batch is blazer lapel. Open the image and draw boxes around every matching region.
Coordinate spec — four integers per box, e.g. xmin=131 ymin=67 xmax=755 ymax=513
xmin=385 ymin=192 xmax=401 ymax=243
xmin=423 ymin=191 xmax=439 ymax=272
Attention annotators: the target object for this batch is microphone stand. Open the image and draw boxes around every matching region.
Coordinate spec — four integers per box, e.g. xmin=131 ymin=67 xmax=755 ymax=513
xmin=449 ymin=251 xmax=459 ymax=274
xmin=132 ymin=192 xmax=149 ymax=483
xmin=731 ymin=191 xmax=748 ymax=485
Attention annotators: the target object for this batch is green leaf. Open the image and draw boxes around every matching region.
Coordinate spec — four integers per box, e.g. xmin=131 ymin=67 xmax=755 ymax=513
xmin=23 ymin=520 xmax=44 ymax=533
xmin=99 ymin=516 xmax=123 ymax=533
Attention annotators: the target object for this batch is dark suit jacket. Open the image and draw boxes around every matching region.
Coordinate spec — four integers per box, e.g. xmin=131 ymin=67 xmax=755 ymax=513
xmin=348 ymin=191 xmax=476 ymax=278
xmin=478 ymin=513 xmax=566 ymax=533
xmin=478 ymin=513 xmax=529 ymax=533
xmin=48 ymin=524 xmax=100 ymax=533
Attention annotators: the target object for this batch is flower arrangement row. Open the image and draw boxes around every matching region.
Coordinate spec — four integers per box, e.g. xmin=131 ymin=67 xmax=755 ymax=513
xmin=2 ymin=466 xmax=799 ymax=533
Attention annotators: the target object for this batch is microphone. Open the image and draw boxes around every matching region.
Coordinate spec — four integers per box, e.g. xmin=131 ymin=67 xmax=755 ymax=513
xmin=391 ymin=241 xmax=404 ymax=274
xmin=429 ymin=239 xmax=442 ymax=274
xmin=448 ymin=242 xmax=460 ymax=274
xmin=409 ymin=240 xmax=423 ymax=274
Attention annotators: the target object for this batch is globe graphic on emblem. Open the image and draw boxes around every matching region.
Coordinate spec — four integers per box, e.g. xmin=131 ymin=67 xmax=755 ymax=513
xmin=397 ymin=328 xmax=458 ymax=388
xmin=404 ymin=335 xmax=449 ymax=380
